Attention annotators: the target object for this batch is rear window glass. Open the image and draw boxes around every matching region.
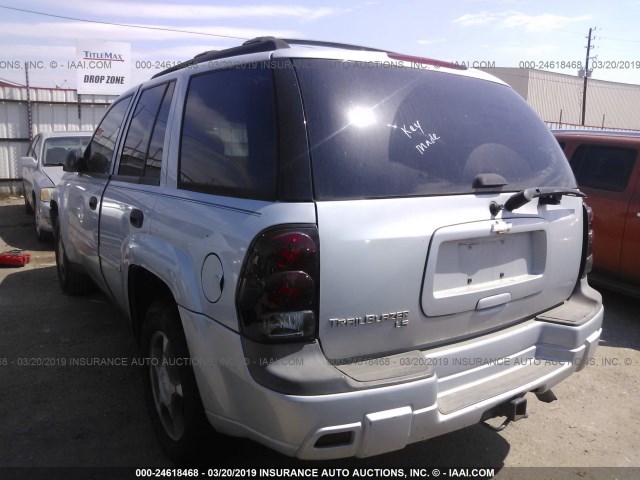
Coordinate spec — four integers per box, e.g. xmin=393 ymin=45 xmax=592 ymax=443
xmin=293 ymin=59 xmax=575 ymax=200
xmin=570 ymin=144 xmax=636 ymax=192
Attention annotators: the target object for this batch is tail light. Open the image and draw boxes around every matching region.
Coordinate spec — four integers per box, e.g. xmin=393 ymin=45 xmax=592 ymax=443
xmin=579 ymin=203 xmax=594 ymax=278
xmin=236 ymin=226 xmax=319 ymax=342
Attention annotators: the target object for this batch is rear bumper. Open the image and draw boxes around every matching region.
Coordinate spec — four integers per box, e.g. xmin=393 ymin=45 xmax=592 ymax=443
xmin=179 ymin=280 xmax=603 ymax=460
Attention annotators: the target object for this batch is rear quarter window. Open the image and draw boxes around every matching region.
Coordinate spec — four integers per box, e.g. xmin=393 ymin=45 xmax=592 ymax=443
xmin=294 ymin=59 xmax=574 ymax=200
xmin=179 ymin=64 xmax=278 ymax=199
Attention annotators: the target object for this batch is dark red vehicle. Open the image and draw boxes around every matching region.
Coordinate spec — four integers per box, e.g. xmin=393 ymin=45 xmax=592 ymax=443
xmin=554 ymin=130 xmax=640 ymax=295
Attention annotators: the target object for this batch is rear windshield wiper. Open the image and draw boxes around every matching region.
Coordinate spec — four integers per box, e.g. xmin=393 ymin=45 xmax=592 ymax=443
xmin=506 ymin=187 xmax=586 ymax=211
xmin=501 ymin=187 xmax=585 ymax=212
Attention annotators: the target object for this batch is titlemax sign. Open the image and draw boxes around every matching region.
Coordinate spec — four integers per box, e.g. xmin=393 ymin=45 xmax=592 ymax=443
xmin=76 ymin=40 xmax=131 ymax=95
xmin=83 ymin=51 xmax=125 ymax=61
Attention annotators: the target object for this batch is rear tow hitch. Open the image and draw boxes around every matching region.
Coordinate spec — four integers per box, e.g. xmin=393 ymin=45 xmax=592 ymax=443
xmin=482 ymin=396 xmax=529 ymax=432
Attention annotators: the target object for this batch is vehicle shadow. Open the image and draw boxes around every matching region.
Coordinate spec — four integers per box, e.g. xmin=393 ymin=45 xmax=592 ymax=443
xmin=0 ymin=264 xmax=511 ymax=470
xmin=195 ymin=423 xmax=511 ymax=470
xmin=6 ymin=256 xmax=636 ymax=471
xmin=0 ymin=266 xmax=169 ymax=467
xmin=599 ymin=289 xmax=640 ymax=352
xmin=0 ymin=202 xmax=54 ymax=253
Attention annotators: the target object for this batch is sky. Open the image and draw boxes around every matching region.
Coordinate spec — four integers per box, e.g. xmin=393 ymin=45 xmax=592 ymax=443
xmin=1 ymin=0 xmax=639 ymax=91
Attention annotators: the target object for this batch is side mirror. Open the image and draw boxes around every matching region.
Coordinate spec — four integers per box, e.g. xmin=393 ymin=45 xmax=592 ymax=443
xmin=63 ymin=149 xmax=87 ymax=173
xmin=20 ymin=156 xmax=37 ymax=169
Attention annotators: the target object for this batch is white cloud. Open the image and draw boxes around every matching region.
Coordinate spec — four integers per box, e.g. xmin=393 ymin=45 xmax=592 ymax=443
xmin=0 ymin=21 xmax=298 ymax=42
xmin=417 ymin=38 xmax=445 ymax=45
xmin=30 ymin=1 xmax=343 ymax=21
xmin=454 ymin=12 xmax=501 ymax=26
xmin=0 ymin=44 xmax=75 ymax=58
xmin=0 ymin=43 xmax=237 ymax=64
xmin=465 ymin=0 xmax=523 ymax=3
xmin=134 ymin=45 xmax=230 ymax=60
xmin=501 ymin=44 xmax=560 ymax=57
xmin=454 ymin=11 xmax=591 ymax=32
xmin=502 ymin=13 xmax=591 ymax=31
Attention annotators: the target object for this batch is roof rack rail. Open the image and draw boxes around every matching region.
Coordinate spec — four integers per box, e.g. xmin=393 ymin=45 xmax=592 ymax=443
xmin=152 ymin=37 xmax=290 ymax=79
xmin=152 ymin=36 xmax=386 ymax=79
xmin=281 ymin=38 xmax=386 ymax=52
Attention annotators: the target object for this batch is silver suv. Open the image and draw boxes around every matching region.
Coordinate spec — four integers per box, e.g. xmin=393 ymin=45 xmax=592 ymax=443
xmin=51 ymin=37 xmax=603 ymax=461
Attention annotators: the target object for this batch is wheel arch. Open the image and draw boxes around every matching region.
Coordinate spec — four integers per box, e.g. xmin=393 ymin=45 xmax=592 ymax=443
xmin=124 ymin=236 xmax=204 ymax=341
xmin=128 ymin=265 xmax=178 ymax=343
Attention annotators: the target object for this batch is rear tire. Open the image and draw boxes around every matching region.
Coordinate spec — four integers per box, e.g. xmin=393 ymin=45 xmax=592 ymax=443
xmin=141 ymin=300 xmax=208 ymax=463
xmin=54 ymin=220 xmax=92 ymax=295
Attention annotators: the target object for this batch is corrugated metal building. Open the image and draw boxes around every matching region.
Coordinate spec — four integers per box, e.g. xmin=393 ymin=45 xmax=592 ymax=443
xmin=0 ymin=83 xmax=115 ymax=195
xmin=482 ymin=68 xmax=640 ymax=131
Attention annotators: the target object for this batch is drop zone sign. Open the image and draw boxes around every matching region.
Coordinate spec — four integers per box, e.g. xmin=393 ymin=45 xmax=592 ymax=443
xmin=76 ymin=41 xmax=131 ymax=95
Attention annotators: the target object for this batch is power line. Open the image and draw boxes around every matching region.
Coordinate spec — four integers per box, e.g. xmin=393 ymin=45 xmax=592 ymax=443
xmin=596 ymin=45 xmax=640 ymax=53
xmin=0 ymin=5 xmax=248 ymax=40
xmin=599 ymin=35 xmax=640 ymax=44
xmin=551 ymin=28 xmax=587 ymax=36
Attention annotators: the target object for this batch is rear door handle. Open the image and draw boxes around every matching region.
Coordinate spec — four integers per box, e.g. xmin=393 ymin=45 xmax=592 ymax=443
xmin=89 ymin=196 xmax=98 ymax=210
xmin=130 ymin=208 xmax=144 ymax=229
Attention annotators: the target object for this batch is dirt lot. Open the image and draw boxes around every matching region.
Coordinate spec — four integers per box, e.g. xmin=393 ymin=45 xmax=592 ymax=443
xmin=1 ymin=196 xmax=639 ymax=479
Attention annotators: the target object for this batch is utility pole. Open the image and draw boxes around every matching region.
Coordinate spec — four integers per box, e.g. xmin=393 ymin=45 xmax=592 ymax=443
xmin=24 ymin=62 xmax=33 ymax=141
xmin=581 ymin=28 xmax=595 ymax=126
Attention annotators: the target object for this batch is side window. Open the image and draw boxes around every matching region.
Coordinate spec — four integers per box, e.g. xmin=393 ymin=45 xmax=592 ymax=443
xmin=145 ymin=83 xmax=175 ymax=179
xmin=179 ymin=65 xmax=277 ymax=199
xmin=118 ymin=82 xmax=175 ymax=180
xmin=570 ymin=144 xmax=637 ymax=192
xmin=86 ymin=96 xmax=132 ymax=174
